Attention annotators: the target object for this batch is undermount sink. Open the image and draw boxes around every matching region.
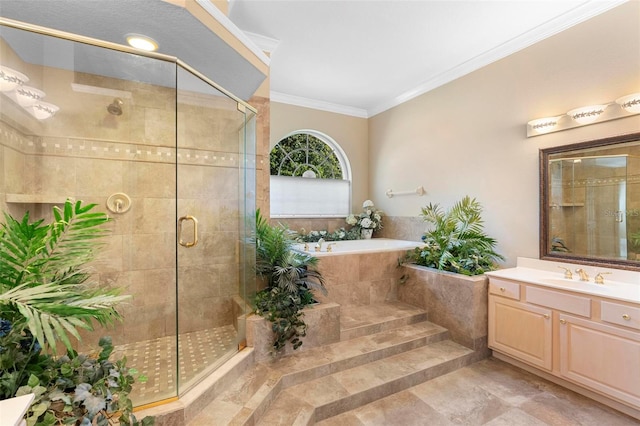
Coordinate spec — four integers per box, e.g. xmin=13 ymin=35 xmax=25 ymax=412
xmin=485 ymin=257 xmax=640 ymax=303
xmin=539 ymin=277 xmax=617 ymax=290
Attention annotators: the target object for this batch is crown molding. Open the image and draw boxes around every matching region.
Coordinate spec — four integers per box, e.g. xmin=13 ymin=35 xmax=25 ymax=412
xmin=244 ymin=31 xmax=280 ymax=54
xmin=366 ymin=0 xmax=628 ymax=117
xmin=271 ymin=91 xmax=369 ymax=118
xmin=195 ymin=0 xmax=271 ymax=66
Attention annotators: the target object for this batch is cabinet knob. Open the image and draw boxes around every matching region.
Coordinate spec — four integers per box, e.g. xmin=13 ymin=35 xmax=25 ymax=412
xmin=622 ymin=314 xmax=631 ymax=321
xmin=543 ymin=314 xmax=550 ymax=319
xmin=499 ymin=287 xmax=506 ymax=292
xmin=560 ymin=319 xmax=567 ymax=324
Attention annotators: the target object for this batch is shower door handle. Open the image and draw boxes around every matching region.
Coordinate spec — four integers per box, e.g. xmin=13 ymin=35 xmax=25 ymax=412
xmin=178 ymin=215 xmax=198 ymax=247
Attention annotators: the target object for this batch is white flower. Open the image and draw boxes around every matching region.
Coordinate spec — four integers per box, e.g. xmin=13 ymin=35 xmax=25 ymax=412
xmin=371 ymin=222 xmax=377 ymax=228
xmin=320 ymin=230 xmax=327 ymax=235
xmin=365 ymin=209 xmax=372 ymax=216
xmin=363 ymin=200 xmax=374 ymax=208
xmin=346 ymin=214 xmax=358 ymax=225
xmin=374 ymin=213 xmax=381 ymax=221
xmin=310 ymin=230 xmax=319 ymax=236
xmin=360 ymin=217 xmax=373 ymax=228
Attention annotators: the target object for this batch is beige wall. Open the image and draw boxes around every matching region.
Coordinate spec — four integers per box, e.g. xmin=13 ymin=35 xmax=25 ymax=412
xmin=270 ymin=102 xmax=369 ymax=214
xmin=368 ymin=2 xmax=640 ymax=267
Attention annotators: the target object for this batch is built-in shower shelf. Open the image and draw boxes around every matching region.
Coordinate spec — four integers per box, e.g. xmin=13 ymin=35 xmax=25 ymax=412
xmin=5 ymin=193 xmax=68 ymax=204
xmin=549 ymin=203 xmax=585 ymax=208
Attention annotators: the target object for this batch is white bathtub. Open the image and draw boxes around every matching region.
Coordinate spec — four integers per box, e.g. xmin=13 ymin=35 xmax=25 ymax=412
xmin=293 ymin=238 xmax=423 ymax=256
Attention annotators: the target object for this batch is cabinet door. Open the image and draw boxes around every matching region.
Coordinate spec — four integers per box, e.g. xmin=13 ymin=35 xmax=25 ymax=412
xmin=489 ymin=295 xmax=552 ymax=370
xmin=559 ymin=315 xmax=640 ymax=408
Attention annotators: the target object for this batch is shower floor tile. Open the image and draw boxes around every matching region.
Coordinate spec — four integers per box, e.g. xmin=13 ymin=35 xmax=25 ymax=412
xmin=112 ymin=325 xmax=237 ymax=405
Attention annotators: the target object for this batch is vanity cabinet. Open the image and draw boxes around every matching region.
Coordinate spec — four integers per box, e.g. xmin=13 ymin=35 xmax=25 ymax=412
xmin=559 ymin=314 xmax=640 ymax=408
xmin=488 ymin=295 xmax=552 ymax=370
xmin=488 ymin=277 xmax=640 ymax=415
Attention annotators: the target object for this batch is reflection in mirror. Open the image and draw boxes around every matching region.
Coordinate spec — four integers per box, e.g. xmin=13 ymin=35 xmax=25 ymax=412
xmin=541 ymin=133 xmax=640 ymax=270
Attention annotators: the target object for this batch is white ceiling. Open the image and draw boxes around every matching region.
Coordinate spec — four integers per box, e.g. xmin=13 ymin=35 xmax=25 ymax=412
xmin=228 ymin=0 xmax=627 ymax=117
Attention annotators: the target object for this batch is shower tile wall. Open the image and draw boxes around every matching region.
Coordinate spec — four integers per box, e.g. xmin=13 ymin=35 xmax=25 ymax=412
xmin=0 ymin=48 xmax=244 ymax=352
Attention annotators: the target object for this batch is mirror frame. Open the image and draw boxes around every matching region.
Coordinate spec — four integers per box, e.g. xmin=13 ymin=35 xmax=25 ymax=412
xmin=540 ymin=131 xmax=640 ymax=271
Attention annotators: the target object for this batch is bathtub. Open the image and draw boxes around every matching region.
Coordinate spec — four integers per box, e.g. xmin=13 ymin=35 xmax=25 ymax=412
xmin=293 ymin=238 xmax=423 ymax=256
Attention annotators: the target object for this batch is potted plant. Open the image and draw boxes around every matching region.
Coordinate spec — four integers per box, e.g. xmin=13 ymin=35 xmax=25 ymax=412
xmin=253 ymin=210 xmax=326 ymax=353
xmin=0 ymin=200 xmax=153 ymax=425
xmin=405 ymin=196 xmax=504 ymax=276
xmin=346 ymin=200 xmax=383 ymax=239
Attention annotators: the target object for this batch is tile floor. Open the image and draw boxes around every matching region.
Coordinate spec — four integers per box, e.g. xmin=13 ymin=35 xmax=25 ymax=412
xmin=317 ymin=357 xmax=640 ymax=426
xmin=112 ymin=325 xmax=237 ymax=405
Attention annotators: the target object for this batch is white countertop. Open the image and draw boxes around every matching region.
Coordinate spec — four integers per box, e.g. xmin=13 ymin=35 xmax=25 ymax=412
xmin=0 ymin=393 xmax=34 ymax=426
xmin=486 ymin=257 xmax=640 ymax=304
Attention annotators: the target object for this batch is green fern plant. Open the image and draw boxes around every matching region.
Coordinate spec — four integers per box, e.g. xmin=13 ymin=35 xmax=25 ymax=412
xmin=407 ymin=196 xmax=504 ymax=276
xmin=254 ymin=209 xmax=326 ymax=352
xmin=0 ymin=199 xmax=130 ymax=353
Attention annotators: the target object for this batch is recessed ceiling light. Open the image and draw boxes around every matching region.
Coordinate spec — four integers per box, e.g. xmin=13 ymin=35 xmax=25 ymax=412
xmin=125 ymin=34 xmax=158 ymax=52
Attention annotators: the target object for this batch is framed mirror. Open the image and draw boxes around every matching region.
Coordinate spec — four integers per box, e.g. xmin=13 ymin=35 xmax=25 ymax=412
xmin=540 ymin=132 xmax=640 ymax=271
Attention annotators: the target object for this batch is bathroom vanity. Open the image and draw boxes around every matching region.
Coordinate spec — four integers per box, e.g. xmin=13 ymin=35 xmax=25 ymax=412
xmin=486 ymin=258 xmax=640 ymax=419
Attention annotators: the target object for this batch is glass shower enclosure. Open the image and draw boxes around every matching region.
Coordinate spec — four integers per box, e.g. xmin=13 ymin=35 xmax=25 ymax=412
xmin=0 ymin=22 xmax=256 ymax=406
xmin=548 ymin=155 xmax=630 ymax=260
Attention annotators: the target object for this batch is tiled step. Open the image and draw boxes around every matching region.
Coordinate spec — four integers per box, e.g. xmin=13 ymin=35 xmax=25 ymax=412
xmin=187 ymin=320 xmax=449 ymax=426
xmin=257 ymin=339 xmax=476 ymax=425
xmin=340 ymin=301 xmax=429 ymax=341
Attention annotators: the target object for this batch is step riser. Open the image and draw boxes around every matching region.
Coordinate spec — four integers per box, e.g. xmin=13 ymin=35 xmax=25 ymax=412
xmin=314 ymin=351 xmax=477 ymax=422
xmin=282 ymin=329 xmax=449 ymax=389
xmin=234 ymin=324 xmax=450 ymax=426
xmin=340 ymin=312 xmax=428 ymax=341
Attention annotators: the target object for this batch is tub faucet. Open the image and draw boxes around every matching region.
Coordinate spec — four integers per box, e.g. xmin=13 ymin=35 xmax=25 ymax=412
xmin=575 ymin=268 xmax=589 ymax=282
xmin=315 ymin=238 xmax=325 ymax=252
xmin=326 ymin=243 xmax=336 ymax=252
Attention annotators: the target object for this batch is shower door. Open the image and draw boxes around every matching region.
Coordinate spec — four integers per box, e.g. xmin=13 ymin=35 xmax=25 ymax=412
xmin=175 ymin=65 xmax=255 ymax=395
xmin=1 ymin=20 xmax=257 ymax=408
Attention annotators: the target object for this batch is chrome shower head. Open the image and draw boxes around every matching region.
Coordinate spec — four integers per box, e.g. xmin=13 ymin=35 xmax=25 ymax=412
xmin=107 ymin=98 xmax=123 ymax=115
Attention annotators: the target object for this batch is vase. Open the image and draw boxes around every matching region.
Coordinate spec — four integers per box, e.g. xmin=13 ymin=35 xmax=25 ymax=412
xmin=361 ymin=228 xmax=373 ymax=239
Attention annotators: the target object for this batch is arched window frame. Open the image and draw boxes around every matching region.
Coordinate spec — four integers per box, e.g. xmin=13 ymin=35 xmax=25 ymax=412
xmin=270 ymin=129 xmax=352 ymax=218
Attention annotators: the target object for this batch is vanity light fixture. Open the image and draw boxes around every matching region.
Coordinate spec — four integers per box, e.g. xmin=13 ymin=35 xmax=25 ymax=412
xmin=527 ymin=92 xmax=640 ymax=137
xmin=14 ymin=85 xmax=45 ymax=107
xmin=0 ymin=65 xmax=59 ymax=120
xmin=0 ymin=65 xmax=28 ymax=92
xmin=527 ymin=116 xmax=560 ymax=133
xmin=567 ymin=104 xmax=607 ymax=124
xmin=28 ymin=101 xmax=59 ymax=120
xmin=615 ymin=93 xmax=640 ymax=114
xmin=125 ymin=34 xmax=158 ymax=52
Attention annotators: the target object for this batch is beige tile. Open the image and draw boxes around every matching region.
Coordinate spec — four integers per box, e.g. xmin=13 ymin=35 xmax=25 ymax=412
xmin=410 ymin=366 xmax=511 ymax=425
xmin=483 ymin=408 xmax=548 ymax=426
xmin=353 ymin=390 xmax=452 ymax=426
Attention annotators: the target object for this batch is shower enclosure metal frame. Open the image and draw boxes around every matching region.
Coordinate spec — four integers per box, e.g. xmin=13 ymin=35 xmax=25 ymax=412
xmin=0 ymin=17 xmax=257 ymax=407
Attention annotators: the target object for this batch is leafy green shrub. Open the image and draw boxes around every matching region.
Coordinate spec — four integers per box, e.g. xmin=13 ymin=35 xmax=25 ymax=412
xmin=406 ymin=196 xmax=504 ymax=276
xmin=254 ymin=210 xmax=326 ymax=353
xmin=0 ymin=200 xmax=152 ymax=425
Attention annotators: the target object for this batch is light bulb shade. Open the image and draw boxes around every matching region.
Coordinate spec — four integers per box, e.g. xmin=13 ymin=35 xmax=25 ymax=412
xmin=528 ymin=116 xmax=560 ymax=133
xmin=0 ymin=65 xmax=28 ymax=92
xmin=28 ymin=101 xmax=59 ymax=120
xmin=567 ymin=104 xmax=607 ymax=124
xmin=15 ymin=85 xmax=45 ymax=107
xmin=615 ymin=93 xmax=640 ymax=114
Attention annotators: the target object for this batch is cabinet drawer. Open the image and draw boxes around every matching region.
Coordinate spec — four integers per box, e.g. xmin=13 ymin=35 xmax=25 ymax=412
xmin=489 ymin=278 xmax=520 ymax=300
xmin=526 ymin=286 xmax=591 ymax=317
xmin=601 ymin=301 xmax=640 ymax=330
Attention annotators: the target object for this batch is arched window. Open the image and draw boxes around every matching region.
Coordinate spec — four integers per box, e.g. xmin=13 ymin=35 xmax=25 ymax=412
xmin=270 ymin=130 xmax=351 ymax=218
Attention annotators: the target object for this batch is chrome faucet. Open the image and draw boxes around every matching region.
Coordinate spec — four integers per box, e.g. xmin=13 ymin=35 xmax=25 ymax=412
xmin=315 ymin=238 xmax=325 ymax=252
xmin=575 ymin=268 xmax=589 ymax=282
